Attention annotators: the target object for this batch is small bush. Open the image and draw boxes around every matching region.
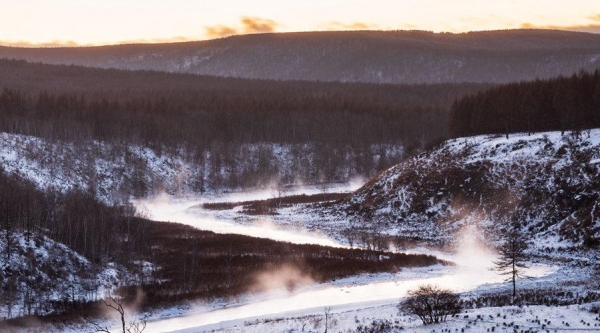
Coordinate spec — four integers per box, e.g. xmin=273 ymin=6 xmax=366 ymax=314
xmin=399 ymin=284 xmax=461 ymax=324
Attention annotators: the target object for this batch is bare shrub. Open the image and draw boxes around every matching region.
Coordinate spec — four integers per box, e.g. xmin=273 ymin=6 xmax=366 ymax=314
xmin=399 ymin=284 xmax=461 ymax=324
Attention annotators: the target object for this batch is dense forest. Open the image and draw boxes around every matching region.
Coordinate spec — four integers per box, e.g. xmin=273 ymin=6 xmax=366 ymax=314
xmin=0 ymin=58 xmax=478 ymax=320
xmin=1 ymin=59 xmax=599 ymax=194
xmin=0 ymin=59 xmax=486 ymax=147
xmin=0 ymin=167 xmax=144 ymax=263
xmin=0 ymin=59 xmax=490 ymax=195
xmin=450 ymin=70 xmax=600 ymax=137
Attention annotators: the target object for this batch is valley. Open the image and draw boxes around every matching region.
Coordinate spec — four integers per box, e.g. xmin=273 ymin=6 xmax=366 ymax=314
xmin=2 ymin=128 xmax=599 ymax=332
xmin=0 ymin=23 xmax=599 ymax=333
xmin=130 ymin=190 xmax=558 ymax=333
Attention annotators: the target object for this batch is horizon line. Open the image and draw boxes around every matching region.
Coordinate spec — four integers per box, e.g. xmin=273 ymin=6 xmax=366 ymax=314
xmin=1 ymin=27 xmax=598 ymax=49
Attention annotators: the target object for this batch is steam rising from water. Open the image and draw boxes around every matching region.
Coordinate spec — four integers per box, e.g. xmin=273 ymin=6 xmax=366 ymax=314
xmin=202 ymin=178 xmax=365 ymax=204
xmin=102 ymin=289 xmax=146 ymax=332
xmin=250 ymin=263 xmax=314 ymax=293
xmin=143 ymin=225 xmax=555 ymax=333
xmin=453 ymin=226 xmax=496 ymax=268
xmin=134 ymin=184 xmax=554 ymax=333
xmin=134 ymin=193 xmax=343 ymax=247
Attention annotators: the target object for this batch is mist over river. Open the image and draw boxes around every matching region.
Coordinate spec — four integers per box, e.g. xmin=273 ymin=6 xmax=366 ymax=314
xmin=132 ymin=184 xmax=555 ymax=333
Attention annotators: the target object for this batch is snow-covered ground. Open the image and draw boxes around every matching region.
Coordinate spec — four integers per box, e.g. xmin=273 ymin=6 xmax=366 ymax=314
xmin=129 ymin=192 xmax=559 ymax=333
xmin=130 ymin=172 xmax=598 ymax=333
xmin=0 ymin=231 xmax=131 ymax=320
xmin=300 ymin=129 xmax=600 ymax=253
xmin=142 ymin=261 xmax=557 ymax=333
xmin=3 ymin=130 xmax=600 ymax=332
xmin=133 ymin=180 xmax=364 ymax=248
xmin=193 ymin=302 xmax=600 ymax=333
xmin=0 ymin=132 xmax=394 ymax=204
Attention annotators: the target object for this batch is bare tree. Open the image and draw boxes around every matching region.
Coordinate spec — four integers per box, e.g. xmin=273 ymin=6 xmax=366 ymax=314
xmin=341 ymin=215 xmax=360 ymax=248
xmin=399 ymin=284 xmax=461 ymax=325
xmin=89 ymin=295 xmax=147 ymax=333
xmin=271 ymin=178 xmax=287 ymax=209
xmin=2 ymin=275 xmax=19 ymax=319
xmin=355 ymin=216 xmax=388 ymax=259
xmin=324 ymin=306 xmax=331 ymax=333
xmin=493 ymin=219 xmax=530 ymax=300
xmin=225 ymin=246 xmax=234 ymax=290
xmin=371 ymin=214 xmax=391 ymax=252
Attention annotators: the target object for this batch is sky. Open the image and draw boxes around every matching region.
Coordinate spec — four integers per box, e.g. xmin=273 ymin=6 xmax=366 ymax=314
xmin=1 ymin=0 xmax=599 ymax=46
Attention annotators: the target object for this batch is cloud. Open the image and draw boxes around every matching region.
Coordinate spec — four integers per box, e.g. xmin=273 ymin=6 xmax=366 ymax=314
xmin=519 ymin=14 xmax=600 ymax=34
xmin=0 ymin=39 xmax=80 ymax=48
xmin=519 ymin=22 xmax=535 ymax=29
xmin=323 ymin=21 xmax=379 ymax=31
xmin=240 ymin=17 xmax=278 ymax=34
xmin=205 ymin=17 xmax=279 ymax=39
xmin=116 ymin=36 xmax=193 ymax=45
xmin=205 ymin=26 xmax=239 ymax=39
xmin=0 ymin=36 xmax=195 ymax=47
xmin=589 ymin=14 xmax=600 ymax=23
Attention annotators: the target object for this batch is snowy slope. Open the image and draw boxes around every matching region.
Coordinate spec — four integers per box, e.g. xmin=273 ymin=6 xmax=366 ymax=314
xmin=327 ymin=130 xmax=600 ymax=251
xmin=0 ymin=231 xmax=128 ymax=319
xmin=0 ymin=132 xmax=402 ymax=204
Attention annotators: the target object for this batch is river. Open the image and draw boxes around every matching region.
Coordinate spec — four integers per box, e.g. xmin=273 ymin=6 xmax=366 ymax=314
xmin=133 ymin=185 xmax=556 ymax=333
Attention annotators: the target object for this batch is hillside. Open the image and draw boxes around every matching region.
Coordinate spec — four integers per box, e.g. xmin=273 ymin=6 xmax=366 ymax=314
xmin=450 ymin=69 xmax=600 ymax=137
xmin=2 ymin=30 xmax=600 ymax=84
xmin=0 ymin=132 xmax=403 ymax=202
xmin=325 ymin=130 xmax=600 ymax=252
xmin=0 ymin=230 xmax=129 ymax=319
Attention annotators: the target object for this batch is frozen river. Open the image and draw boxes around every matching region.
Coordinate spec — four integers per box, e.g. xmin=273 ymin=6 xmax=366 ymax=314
xmin=133 ymin=185 xmax=556 ymax=333
xmin=133 ymin=182 xmax=362 ymax=248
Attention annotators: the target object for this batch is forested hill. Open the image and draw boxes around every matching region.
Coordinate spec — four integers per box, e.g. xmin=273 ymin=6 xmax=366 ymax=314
xmin=0 ymin=59 xmax=487 ymax=196
xmin=2 ymin=29 xmax=600 ymax=84
xmin=450 ymin=70 xmax=600 ymax=138
xmin=0 ymin=58 xmax=486 ymax=148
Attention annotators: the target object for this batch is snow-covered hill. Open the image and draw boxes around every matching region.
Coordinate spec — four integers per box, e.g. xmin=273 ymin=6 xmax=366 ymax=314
xmin=329 ymin=130 xmax=600 ymax=251
xmin=0 ymin=132 xmax=401 ymax=203
xmin=0 ymin=231 xmax=131 ymax=319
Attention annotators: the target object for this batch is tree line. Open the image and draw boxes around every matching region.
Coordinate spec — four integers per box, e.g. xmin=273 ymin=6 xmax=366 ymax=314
xmin=450 ymin=69 xmax=600 ymax=138
xmin=0 ymin=58 xmax=490 ymax=192
xmin=0 ymin=166 xmax=440 ymax=320
xmin=0 ymin=167 xmax=145 ymax=265
xmin=0 ymin=58 xmax=486 ymax=149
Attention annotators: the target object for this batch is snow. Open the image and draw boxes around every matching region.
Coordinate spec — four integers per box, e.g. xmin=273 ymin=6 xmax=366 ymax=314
xmin=0 ymin=132 xmax=394 ymax=205
xmin=141 ymin=247 xmax=558 ymax=333
xmin=0 ymin=231 xmax=129 ymax=319
xmin=119 ymin=129 xmax=600 ymax=333
xmin=301 ymin=129 xmax=600 ymax=254
xmin=133 ymin=191 xmax=353 ymax=248
xmin=132 ymin=220 xmax=558 ymax=333
xmin=3 ymin=130 xmax=600 ymax=332
xmin=190 ymin=303 xmax=600 ymax=333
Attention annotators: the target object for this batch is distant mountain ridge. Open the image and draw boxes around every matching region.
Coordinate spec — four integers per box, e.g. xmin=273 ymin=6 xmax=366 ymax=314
xmin=2 ymin=29 xmax=600 ymax=84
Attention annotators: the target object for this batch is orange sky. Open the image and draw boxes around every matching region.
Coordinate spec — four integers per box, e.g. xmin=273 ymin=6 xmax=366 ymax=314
xmin=1 ymin=0 xmax=599 ymax=46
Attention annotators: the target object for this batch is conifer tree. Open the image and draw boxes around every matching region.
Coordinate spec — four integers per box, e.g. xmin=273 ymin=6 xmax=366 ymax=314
xmin=493 ymin=218 xmax=530 ymax=300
